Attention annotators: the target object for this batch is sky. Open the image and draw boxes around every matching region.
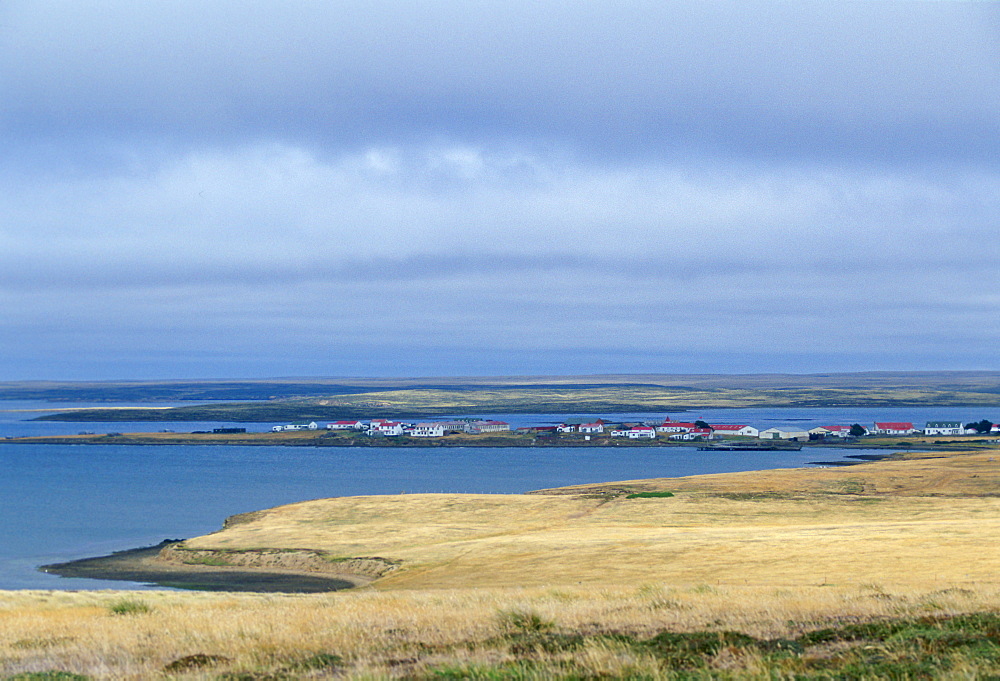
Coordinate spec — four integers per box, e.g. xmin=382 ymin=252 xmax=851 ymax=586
xmin=1 ymin=0 xmax=999 ymax=380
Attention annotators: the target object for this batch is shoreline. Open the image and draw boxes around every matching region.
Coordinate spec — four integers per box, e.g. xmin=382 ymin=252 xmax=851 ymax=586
xmin=39 ymin=541 xmax=366 ymax=593
xmin=33 ymin=446 xmax=990 ymax=593
xmin=3 ymin=432 xmax=976 ymax=450
xmin=36 ymin=452 xmax=904 ymax=593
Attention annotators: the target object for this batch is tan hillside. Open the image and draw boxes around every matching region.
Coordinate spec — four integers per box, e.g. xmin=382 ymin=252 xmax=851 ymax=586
xmin=173 ymin=450 xmax=1000 ymax=591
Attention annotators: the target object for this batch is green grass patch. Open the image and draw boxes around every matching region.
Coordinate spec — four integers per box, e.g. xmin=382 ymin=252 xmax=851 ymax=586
xmin=105 ymin=598 xmax=151 ymax=616
xmin=713 ymin=491 xmax=796 ymax=501
xmin=495 ymin=608 xmax=555 ymax=635
xmin=6 ymin=672 xmax=91 ymax=680
xmin=624 ymin=491 xmax=675 ymax=499
xmin=438 ymin=612 xmax=1000 ymax=679
xmin=179 ymin=555 xmax=232 ymax=566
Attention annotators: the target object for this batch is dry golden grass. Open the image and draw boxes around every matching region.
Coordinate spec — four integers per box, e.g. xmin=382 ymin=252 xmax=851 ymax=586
xmin=545 ymin=448 xmax=1000 ymax=497
xmin=3 ymin=583 xmax=1000 ymax=679
xmin=179 ymin=450 xmax=1000 ymax=591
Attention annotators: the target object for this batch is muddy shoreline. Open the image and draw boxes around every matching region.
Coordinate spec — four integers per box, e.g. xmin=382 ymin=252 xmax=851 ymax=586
xmin=40 ymin=541 xmax=362 ymax=593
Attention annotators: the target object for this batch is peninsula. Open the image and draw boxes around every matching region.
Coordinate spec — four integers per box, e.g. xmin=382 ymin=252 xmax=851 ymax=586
xmin=23 ymin=447 xmax=1000 ymax=678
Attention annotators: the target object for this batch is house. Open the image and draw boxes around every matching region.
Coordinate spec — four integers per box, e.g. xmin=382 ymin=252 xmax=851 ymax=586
xmin=467 ymin=420 xmax=510 ymax=433
xmin=369 ymin=421 xmax=404 ymax=436
xmin=872 ymin=422 xmax=915 ymax=436
xmin=809 ymin=426 xmax=859 ymax=439
xmin=816 ymin=425 xmax=857 ymax=438
xmin=923 ymin=421 xmax=965 ymax=436
xmin=611 ymin=425 xmax=656 ymax=439
xmin=410 ymin=423 xmax=446 ymax=437
xmin=556 ymin=423 xmax=577 ymax=433
xmin=623 ymin=425 xmax=656 ymax=439
xmin=709 ymin=424 xmax=758 ymax=437
xmin=326 ymin=420 xmax=365 ymax=430
xmin=759 ymin=428 xmax=810 ymax=441
xmin=656 ymin=421 xmax=696 ymax=433
xmin=277 ymin=422 xmax=318 ymax=431
xmin=668 ymin=428 xmax=713 ymax=441
xmin=579 ymin=422 xmax=605 ymax=434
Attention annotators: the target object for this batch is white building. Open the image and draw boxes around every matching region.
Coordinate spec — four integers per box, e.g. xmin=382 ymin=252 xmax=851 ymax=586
xmin=619 ymin=426 xmax=656 ymax=439
xmin=656 ymin=421 xmax=696 ymax=433
xmin=326 ymin=420 xmax=365 ymax=430
xmin=579 ymin=422 xmax=604 ymax=434
xmin=668 ymin=428 xmax=713 ymax=440
xmin=277 ymin=422 xmax=318 ymax=431
xmin=816 ymin=425 xmax=858 ymax=438
xmin=872 ymin=422 xmax=915 ymax=436
xmin=369 ymin=421 xmax=404 ymax=436
xmin=709 ymin=424 xmax=758 ymax=437
xmin=467 ymin=420 xmax=510 ymax=433
xmin=759 ymin=428 xmax=810 ymax=441
xmin=923 ymin=421 xmax=964 ymax=436
xmin=410 ymin=423 xmax=446 ymax=437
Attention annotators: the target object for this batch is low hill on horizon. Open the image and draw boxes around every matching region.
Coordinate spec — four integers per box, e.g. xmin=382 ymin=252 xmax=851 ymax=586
xmin=17 ymin=370 xmax=1000 ymax=421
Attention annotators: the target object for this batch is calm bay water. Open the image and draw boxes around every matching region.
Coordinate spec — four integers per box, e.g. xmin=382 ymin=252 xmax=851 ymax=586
xmin=1 ymin=401 xmax=991 ymax=590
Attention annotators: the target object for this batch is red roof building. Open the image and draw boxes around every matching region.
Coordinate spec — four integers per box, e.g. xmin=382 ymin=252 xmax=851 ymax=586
xmin=872 ymin=422 xmax=915 ymax=435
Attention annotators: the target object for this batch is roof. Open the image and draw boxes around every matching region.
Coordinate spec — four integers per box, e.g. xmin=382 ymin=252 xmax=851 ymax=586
xmin=926 ymin=421 xmax=963 ymax=428
xmin=875 ymin=422 xmax=914 ymax=429
xmin=710 ymin=424 xmax=750 ymax=431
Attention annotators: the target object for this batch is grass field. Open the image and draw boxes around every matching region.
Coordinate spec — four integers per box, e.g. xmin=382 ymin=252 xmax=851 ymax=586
xmin=3 ymin=448 xmax=1000 ymax=678
xmin=172 ymin=450 xmax=1000 ymax=591
xmin=4 ymin=584 xmax=1000 ymax=679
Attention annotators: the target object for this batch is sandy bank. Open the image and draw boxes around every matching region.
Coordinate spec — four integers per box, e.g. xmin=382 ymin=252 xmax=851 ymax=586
xmin=40 ymin=541 xmax=369 ymax=593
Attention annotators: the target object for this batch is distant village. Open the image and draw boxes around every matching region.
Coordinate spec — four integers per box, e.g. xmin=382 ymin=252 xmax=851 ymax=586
xmin=269 ymin=417 xmax=1000 ymax=441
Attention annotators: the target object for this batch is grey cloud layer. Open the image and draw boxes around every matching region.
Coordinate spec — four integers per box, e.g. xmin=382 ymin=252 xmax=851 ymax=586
xmin=3 ymin=144 xmax=997 ymax=285
xmin=3 ymin=1 xmax=998 ymax=161
xmin=2 ymin=1 xmax=998 ymax=378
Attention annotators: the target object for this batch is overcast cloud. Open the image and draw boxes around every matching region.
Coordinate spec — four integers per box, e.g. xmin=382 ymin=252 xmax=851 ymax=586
xmin=1 ymin=1 xmax=998 ymax=379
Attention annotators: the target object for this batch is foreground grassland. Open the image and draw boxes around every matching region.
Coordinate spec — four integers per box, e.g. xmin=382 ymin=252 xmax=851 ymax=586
xmin=5 ymin=450 xmax=1000 ymax=679
xmin=4 ymin=586 xmax=1000 ymax=679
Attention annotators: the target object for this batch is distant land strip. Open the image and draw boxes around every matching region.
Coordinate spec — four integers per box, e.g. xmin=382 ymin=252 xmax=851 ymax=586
xmin=31 ymin=390 xmax=1000 ymax=423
